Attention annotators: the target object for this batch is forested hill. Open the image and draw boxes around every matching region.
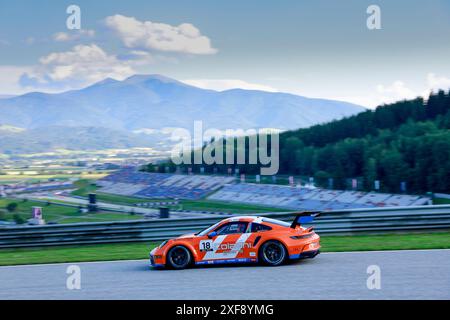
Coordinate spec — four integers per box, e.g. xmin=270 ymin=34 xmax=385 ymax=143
xmin=282 ymin=91 xmax=450 ymax=147
xmin=163 ymin=90 xmax=450 ymax=194
xmin=276 ymin=90 xmax=450 ymax=193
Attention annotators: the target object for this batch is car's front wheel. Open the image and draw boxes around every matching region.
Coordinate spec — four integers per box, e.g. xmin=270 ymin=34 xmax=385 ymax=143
xmin=167 ymin=246 xmax=192 ymax=269
xmin=259 ymin=241 xmax=287 ymax=266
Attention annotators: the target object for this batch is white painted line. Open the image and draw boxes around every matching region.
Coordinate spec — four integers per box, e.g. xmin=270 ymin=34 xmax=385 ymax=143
xmin=0 ymin=259 xmax=148 ymax=269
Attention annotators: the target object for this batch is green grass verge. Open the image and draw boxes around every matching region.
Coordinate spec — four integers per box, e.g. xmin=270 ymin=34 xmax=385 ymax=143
xmin=179 ymin=199 xmax=286 ymax=213
xmin=0 ymin=232 xmax=449 ymax=266
xmin=0 ymin=242 xmax=158 ymax=266
xmin=433 ymin=197 xmax=450 ymax=205
xmin=92 ymin=192 xmax=146 ymax=205
xmin=0 ymin=198 xmax=143 ymax=224
xmin=320 ymin=232 xmax=450 ymax=252
xmin=71 ymin=179 xmax=98 ymax=197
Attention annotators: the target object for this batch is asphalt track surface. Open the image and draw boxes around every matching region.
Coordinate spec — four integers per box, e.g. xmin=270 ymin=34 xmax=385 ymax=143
xmin=0 ymin=249 xmax=449 ymax=300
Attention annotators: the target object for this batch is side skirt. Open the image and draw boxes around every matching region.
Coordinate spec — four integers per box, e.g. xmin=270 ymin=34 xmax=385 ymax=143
xmin=196 ymin=258 xmax=258 ymax=265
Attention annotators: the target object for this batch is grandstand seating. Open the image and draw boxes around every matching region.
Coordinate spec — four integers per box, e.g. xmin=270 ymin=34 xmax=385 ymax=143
xmin=100 ymin=182 xmax=148 ymax=196
xmin=98 ymin=168 xmax=431 ymax=209
xmin=411 ymin=197 xmax=432 ymax=206
xmin=207 ymin=183 xmax=431 ymax=210
xmin=354 ymin=192 xmax=392 ymax=206
xmin=97 ymin=168 xmax=235 ymax=200
xmin=383 ymin=194 xmax=423 ymax=207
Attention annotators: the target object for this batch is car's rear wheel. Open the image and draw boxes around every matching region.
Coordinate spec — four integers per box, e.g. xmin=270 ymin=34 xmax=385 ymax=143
xmin=259 ymin=241 xmax=286 ymax=266
xmin=167 ymin=246 xmax=192 ymax=269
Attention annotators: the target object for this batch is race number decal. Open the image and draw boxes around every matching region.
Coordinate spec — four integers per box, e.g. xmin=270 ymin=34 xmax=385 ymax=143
xmin=199 ymin=240 xmax=213 ymax=252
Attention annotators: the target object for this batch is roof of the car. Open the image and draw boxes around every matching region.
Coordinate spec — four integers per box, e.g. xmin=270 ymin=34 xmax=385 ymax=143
xmin=219 ymin=216 xmax=292 ymax=228
xmin=220 ymin=216 xmax=265 ymax=223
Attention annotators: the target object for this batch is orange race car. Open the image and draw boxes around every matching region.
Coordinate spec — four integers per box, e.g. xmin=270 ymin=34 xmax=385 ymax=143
xmin=149 ymin=212 xmax=321 ymax=269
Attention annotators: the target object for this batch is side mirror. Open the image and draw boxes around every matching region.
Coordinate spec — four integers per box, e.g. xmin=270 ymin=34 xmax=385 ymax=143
xmin=208 ymin=231 xmax=217 ymax=239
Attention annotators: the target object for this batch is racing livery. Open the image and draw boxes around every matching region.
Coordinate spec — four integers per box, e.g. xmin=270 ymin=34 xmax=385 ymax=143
xmin=149 ymin=212 xmax=321 ymax=269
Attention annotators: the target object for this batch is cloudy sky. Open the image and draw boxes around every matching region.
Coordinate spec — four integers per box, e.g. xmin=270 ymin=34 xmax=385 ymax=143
xmin=1 ymin=0 xmax=450 ymax=107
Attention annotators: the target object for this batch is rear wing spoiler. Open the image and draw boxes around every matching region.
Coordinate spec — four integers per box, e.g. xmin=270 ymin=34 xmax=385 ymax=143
xmin=290 ymin=211 xmax=321 ymax=229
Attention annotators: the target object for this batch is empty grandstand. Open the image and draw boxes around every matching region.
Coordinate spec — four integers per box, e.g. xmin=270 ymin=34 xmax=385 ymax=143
xmin=207 ymin=183 xmax=431 ymax=210
xmin=97 ymin=169 xmax=431 ymax=209
xmin=97 ymin=168 xmax=235 ymax=200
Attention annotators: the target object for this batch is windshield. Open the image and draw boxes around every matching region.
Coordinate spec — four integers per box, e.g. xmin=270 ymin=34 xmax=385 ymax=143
xmin=196 ymin=221 xmax=222 ymax=236
xmin=261 ymin=218 xmax=291 ymax=227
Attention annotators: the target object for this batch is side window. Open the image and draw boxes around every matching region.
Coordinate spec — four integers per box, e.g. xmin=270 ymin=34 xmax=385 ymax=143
xmin=216 ymin=222 xmax=248 ymax=235
xmin=251 ymin=223 xmax=272 ymax=233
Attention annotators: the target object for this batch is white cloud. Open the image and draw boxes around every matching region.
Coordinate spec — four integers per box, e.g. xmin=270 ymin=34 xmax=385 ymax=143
xmin=20 ymin=44 xmax=136 ymax=90
xmin=0 ymin=65 xmax=34 ymax=95
xmin=133 ymin=128 xmax=158 ymax=135
xmin=426 ymin=73 xmax=450 ymax=93
xmin=328 ymin=95 xmax=377 ymax=109
xmin=332 ymin=73 xmax=450 ymax=109
xmin=329 ymin=81 xmax=416 ymax=109
xmin=182 ymin=79 xmax=278 ymax=92
xmin=104 ymin=15 xmax=217 ymax=55
xmin=53 ymin=29 xmax=95 ymax=42
xmin=119 ymin=50 xmax=155 ymax=65
xmin=375 ymin=74 xmax=450 ymax=105
xmin=376 ymin=80 xmax=417 ymax=103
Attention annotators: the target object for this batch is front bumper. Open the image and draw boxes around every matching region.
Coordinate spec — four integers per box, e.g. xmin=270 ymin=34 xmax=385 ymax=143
xmin=149 ymin=249 xmax=165 ymax=268
xmin=149 ymin=255 xmax=165 ymax=268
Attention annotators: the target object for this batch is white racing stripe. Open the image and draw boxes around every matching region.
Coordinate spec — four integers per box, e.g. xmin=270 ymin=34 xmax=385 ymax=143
xmin=203 ymin=235 xmax=227 ymax=260
xmin=233 ymin=233 xmax=252 ymax=255
xmin=202 ymin=233 xmax=252 ymax=261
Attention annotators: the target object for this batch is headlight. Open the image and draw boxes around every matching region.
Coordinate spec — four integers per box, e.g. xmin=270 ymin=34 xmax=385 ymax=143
xmin=159 ymin=240 xmax=168 ymax=248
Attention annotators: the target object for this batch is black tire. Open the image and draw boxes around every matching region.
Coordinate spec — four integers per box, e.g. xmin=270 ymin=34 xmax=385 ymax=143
xmin=167 ymin=246 xmax=192 ymax=269
xmin=259 ymin=240 xmax=287 ymax=266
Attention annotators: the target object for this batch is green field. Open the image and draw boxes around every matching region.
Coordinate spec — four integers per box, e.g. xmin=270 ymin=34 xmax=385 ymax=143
xmin=178 ymin=199 xmax=286 ymax=213
xmin=0 ymin=198 xmax=143 ymax=224
xmin=434 ymin=197 xmax=450 ymax=205
xmin=0 ymin=172 xmax=107 ymax=183
xmin=0 ymin=232 xmax=449 ymax=266
xmin=321 ymin=232 xmax=450 ymax=252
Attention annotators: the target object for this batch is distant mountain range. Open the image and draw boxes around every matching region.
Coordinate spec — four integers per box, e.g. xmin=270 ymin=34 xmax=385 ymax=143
xmin=0 ymin=126 xmax=162 ymax=154
xmin=0 ymin=74 xmax=365 ymax=154
xmin=0 ymin=95 xmax=16 ymax=99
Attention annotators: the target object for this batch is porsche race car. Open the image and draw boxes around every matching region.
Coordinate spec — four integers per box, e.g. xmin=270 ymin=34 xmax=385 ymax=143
xmin=149 ymin=212 xmax=321 ymax=269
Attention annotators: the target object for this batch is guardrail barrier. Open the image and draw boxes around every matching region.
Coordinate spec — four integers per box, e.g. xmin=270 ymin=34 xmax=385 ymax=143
xmin=1 ymin=205 xmax=449 ymax=248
